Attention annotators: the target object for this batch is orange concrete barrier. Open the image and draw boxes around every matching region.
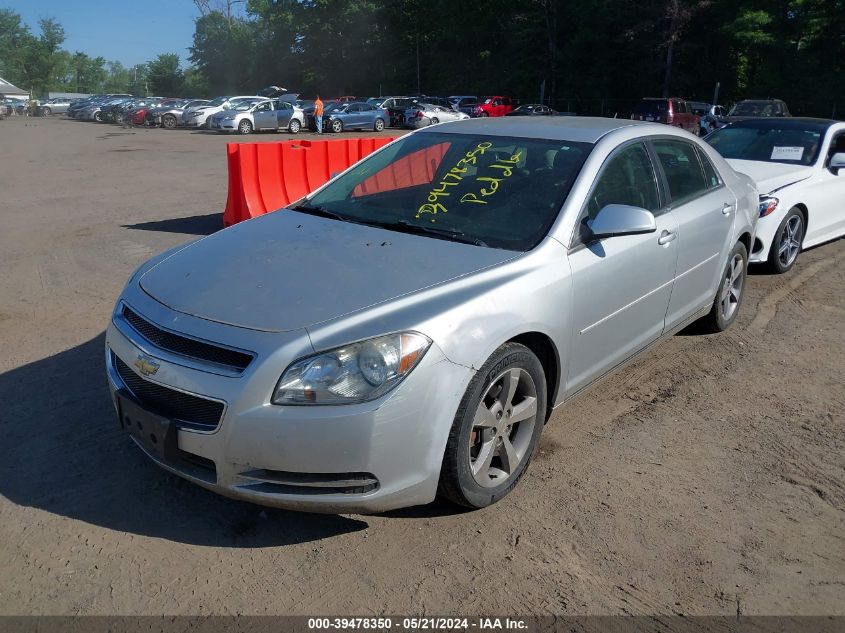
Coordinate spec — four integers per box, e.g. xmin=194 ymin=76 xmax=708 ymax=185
xmin=224 ymin=137 xmax=398 ymax=226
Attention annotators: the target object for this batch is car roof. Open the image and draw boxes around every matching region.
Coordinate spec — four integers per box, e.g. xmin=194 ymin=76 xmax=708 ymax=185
xmin=721 ymin=117 xmax=839 ymax=131
xmin=426 ymin=116 xmax=651 ymax=143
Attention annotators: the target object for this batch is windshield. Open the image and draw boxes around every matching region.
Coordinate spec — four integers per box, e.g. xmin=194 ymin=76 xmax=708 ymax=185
xmin=729 ymin=101 xmax=777 ymax=117
xmin=232 ymin=101 xmax=257 ymax=111
xmin=706 ymin=123 xmax=824 ymax=166
xmin=208 ymin=97 xmax=228 ymax=107
xmin=325 ymin=102 xmax=344 ymax=113
xmin=303 ymin=132 xmax=592 ymax=251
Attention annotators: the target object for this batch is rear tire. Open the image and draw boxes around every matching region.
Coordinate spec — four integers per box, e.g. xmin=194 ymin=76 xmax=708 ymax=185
xmin=162 ymin=114 xmax=177 ymax=129
xmin=438 ymin=343 xmax=546 ymax=509
xmin=701 ymin=241 xmax=748 ymax=333
xmin=42 ymin=107 xmax=52 ymax=116
xmin=766 ymin=207 xmax=805 ymax=274
xmin=94 ymin=111 xmax=103 ymax=122
xmin=430 ymin=117 xmax=439 ymax=126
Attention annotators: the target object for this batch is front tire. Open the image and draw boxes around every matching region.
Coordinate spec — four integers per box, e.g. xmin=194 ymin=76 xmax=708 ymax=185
xmin=439 ymin=343 xmax=546 ymax=509
xmin=701 ymin=241 xmax=748 ymax=333
xmin=94 ymin=111 xmax=103 ymax=122
xmin=162 ymin=114 xmax=177 ymax=129
xmin=238 ymin=119 xmax=253 ymax=135
xmin=766 ymin=207 xmax=805 ymax=274
xmin=42 ymin=107 xmax=52 ymax=116
xmin=331 ymin=119 xmax=343 ymax=133
xmin=288 ymin=118 xmax=301 ymax=134
xmin=374 ymin=117 xmax=385 ymax=131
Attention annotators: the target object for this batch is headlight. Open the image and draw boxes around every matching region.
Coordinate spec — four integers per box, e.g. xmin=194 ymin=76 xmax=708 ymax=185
xmin=759 ymin=196 xmax=779 ymax=217
xmin=272 ymin=332 xmax=431 ymax=405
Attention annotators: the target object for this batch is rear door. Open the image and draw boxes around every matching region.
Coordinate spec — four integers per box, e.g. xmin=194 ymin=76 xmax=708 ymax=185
xmin=274 ymin=101 xmax=293 ymax=129
xmin=652 ymin=138 xmax=735 ymax=328
xmin=566 ymin=141 xmax=679 ymax=394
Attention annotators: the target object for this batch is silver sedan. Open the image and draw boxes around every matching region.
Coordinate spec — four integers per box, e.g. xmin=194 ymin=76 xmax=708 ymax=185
xmin=106 ymin=118 xmax=758 ymax=513
xmin=404 ymin=103 xmax=469 ymax=128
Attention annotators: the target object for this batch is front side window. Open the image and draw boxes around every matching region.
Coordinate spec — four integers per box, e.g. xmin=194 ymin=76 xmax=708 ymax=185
xmin=584 ymin=143 xmax=660 ymax=227
xmin=653 ymin=139 xmax=709 ymax=205
xmin=304 ymin=132 xmax=592 ymax=251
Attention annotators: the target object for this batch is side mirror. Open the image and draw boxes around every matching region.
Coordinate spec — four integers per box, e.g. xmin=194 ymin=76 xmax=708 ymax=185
xmin=589 ymin=204 xmax=657 ymax=239
xmin=830 ymin=152 xmax=845 ymax=173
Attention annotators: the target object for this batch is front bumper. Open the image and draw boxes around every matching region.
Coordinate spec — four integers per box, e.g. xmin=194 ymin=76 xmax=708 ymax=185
xmin=104 ymin=292 xmax=472 ymax=513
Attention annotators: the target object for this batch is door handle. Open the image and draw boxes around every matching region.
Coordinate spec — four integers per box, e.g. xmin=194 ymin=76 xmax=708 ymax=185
xmin=721 ymin=203 xmax=734 ymax=215
xmin=658 ymin=230 xmax=677 ymax=245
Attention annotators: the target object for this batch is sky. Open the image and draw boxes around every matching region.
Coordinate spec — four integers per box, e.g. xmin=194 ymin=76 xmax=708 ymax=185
xmin=7 ymin=0 xmax=203 ymax=67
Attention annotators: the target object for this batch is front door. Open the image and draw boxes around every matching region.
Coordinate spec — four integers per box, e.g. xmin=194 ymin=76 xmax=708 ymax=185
xmin=566 ymin=141 xmax=679 ymax=395
xmin=252 ymin=101 xmax=276 ymax=130
xmin=804 ymin=129 xmax=845 ymax=243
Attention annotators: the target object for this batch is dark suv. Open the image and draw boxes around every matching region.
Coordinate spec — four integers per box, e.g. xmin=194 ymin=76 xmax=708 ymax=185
xmin=631 ymin=98 xmax=700 ymax=134
xmin=721 ymin=99 xmax=791 ymax=125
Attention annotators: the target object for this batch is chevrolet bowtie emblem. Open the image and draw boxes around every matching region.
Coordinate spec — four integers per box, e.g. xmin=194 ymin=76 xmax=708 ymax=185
xmin=134 ymin=354 xmax=161 ymax=377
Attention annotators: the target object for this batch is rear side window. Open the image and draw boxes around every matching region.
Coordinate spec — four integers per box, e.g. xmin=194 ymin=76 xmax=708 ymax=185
xmin=584 ymin=143 xmax=660 ymax=224
xmin=696 ymin=147 xmax=722 ymax=189
xmin=653 ymin=139 xmax=709 ymax=204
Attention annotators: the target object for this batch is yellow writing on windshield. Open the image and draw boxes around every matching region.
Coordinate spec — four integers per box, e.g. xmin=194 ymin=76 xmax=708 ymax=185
xmin=415 ymin=142 xmax=492 ymax=221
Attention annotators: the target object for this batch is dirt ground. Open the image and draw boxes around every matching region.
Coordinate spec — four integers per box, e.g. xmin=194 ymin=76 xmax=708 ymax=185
xmin=0 ymin=115 xmax=842 ymax=617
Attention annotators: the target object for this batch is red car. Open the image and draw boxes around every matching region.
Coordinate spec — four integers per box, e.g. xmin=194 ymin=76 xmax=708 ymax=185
xmin=460 ymin=96 xmax=515 ymax=118
xmin=631 ymin=98 xmax=700 ymax=135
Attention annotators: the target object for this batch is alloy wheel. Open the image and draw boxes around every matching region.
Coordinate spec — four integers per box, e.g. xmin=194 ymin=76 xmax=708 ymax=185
xmin=719 ymin=252 xmax=745 ymax=322
xmin=777 ymin=214 xmax=803 ymax=268
xmin=469 ymin=368 xmax=538 ymax=487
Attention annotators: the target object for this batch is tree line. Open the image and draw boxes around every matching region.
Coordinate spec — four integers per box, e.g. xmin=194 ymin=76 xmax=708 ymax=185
xmin=1 ymin=0 xmax=842 ymax=117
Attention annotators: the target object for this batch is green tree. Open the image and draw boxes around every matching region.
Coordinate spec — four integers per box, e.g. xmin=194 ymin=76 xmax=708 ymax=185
xmin=147 ymin=53 xmax=184 ymax=95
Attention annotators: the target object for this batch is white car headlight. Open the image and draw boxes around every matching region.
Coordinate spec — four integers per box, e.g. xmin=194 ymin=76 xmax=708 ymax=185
xmin=759 ymin=196 xmax=779 ymax=217
xmin=272 ymin=332 xmax=431 ymax=405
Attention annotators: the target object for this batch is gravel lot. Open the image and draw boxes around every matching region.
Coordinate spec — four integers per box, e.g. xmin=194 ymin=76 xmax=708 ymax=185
xmin=0 ymin=115 xmax=843 ymax=616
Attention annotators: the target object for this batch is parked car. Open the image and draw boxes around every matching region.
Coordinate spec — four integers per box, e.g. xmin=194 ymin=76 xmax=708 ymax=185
xmin=368 ymin=96 xmax=417 ymax=127
xmin=706 ymin=117 xmax=845 ymax=273
xmin=106 ymin=117 xmax=757 ymax=513
xmin=688 ymin=101 xmax=727 ymax=135
xmin=506 ymin=104 xmax=558 ymax=117
xmin=103 ymin=97 xmax=162 ymax=123
xmin=318 ymin=101 xmax=388 ymax=133
xmin=38 ymin=97 xmax=74 ymax=116
xmin=720 ymin=99 xmax=792 ymax=127
xmin=147 ymin=99 xmax=210 ymax=128
xmin=631 ymin=98 xmax=700 ymax=134
xmin=449 ymin=95 xmax=478 ymax=110
xmin=68 ymin=94 xmax=131 ymax=119
xmin=460 ymin=96 xmax=515 ymax=118
xmin=182 ymin=96 xmax=262 ymax=128
xmin=78 ymin=97 xmax=126 ymax=122
xmin=403 ymin=103 xmax=470 ymax=128
xmin=208 ymin=98 xmax=305 ymax=134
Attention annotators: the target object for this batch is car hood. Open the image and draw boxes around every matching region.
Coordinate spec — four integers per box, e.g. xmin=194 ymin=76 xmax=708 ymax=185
xmin=139 ymin=210 xmax=518 ymax=332
xmin=726 ymin=159 xmax=814 ymax=195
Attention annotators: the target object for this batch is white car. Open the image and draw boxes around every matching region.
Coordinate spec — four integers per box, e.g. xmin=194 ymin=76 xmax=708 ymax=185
xmin=404 ymin=103 xmax=470 ymax=128
xmin=208 ymin=98 xmax=305 ymax=134
xmin=706 ymin=118 xmax=845 ymax=272
xmin=182 ymin=95 xmax=261 ymax=128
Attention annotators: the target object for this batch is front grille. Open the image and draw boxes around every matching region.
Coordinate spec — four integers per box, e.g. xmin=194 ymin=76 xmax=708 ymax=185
xmin=113 ymin=354 xmax=224 ymax=429
xmin=122 ymin=305 xmax=253 ymax=371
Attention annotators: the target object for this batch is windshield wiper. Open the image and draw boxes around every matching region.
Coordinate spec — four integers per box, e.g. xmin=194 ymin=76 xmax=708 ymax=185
xmin=369 ymin=220 xmax=489 ymax=247
xmin=289 ymin=203 xmax=350 ymax=222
